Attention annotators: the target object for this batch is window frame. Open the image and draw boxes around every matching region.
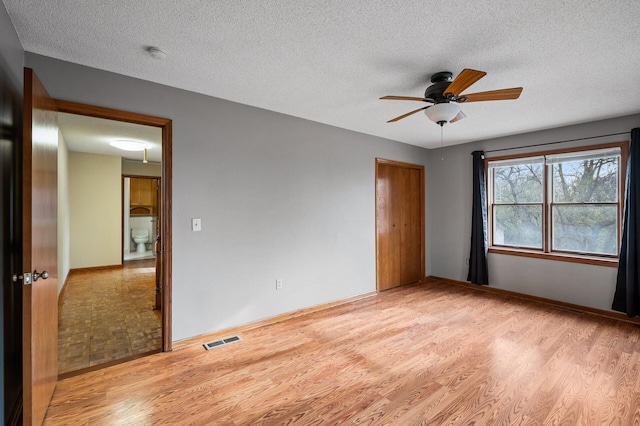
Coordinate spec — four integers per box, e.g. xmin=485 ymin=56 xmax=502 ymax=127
xmin=486 ymin=141 xmax=628 ymax=267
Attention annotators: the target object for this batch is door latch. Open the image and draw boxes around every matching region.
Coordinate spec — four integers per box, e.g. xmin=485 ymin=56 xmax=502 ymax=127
xmin=155 ymin=236 xmax=162 ymax=255
xmin=12 ymin=273 xmax=32 ymax=285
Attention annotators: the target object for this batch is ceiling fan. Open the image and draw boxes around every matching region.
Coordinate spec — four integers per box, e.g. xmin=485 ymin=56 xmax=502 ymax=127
xmin=380 ymin=69 xmax=522 ymax=126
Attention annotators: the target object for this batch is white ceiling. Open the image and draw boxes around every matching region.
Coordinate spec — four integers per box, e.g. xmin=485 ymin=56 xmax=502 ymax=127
xmin=58 ymin=113 xmax=162 ymax=163
xmin=5 ymin=0 xmax=640 ymax=149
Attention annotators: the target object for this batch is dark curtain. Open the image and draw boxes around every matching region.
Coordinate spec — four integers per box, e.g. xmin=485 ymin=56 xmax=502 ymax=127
xmin=612 ymin=128 xmax=639 ymax=316
xmin=467 ymin=150 xmax=489 ymax=285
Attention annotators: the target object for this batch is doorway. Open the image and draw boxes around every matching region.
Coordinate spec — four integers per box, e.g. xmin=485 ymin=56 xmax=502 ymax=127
xmin=124 ymin=176 xmax=160 ymax=262
xmin=55 ymin=100 xmax=172 ymax=375
xmin=375 ymin=158 xmax=425 ymax=291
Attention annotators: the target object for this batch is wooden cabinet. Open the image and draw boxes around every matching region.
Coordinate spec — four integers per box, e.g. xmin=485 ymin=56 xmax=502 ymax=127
xmin=129 ymin=177 xmax=158 ymax=215
xmin=376 ymin=161 xmax=424 ymax=291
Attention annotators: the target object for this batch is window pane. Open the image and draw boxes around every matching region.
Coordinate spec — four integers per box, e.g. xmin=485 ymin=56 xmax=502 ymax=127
xmin=552 ymin=157 xmax=618 ymax=203
xmin=552 ymin=205 xmax=617 ymax=255
xmin=494 ymin=164 xmax=543 ymax=203
xmin=494 ymin=205 xmax=542 ymax=249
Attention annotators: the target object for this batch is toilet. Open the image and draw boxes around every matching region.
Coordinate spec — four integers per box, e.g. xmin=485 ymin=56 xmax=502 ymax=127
xmin=131 ymin=228 xmax=149 ymax=253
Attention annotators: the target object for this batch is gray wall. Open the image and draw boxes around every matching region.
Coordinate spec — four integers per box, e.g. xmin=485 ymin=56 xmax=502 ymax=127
xmin=0 ymin=2 xmax=23 ymax=88
xmin=428 ymin=114 xmax=639 ymax=311
xmin=25 ymin=53 xmax=430 ymax=341
xmin=23 ymin=49 xmax=637 ymax=341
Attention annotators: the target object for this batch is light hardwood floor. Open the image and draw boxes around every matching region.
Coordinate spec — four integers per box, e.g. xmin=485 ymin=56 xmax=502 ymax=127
xmin=45 ymin=279 xmax=640 ymax=425
xmin=57 ymin=259 xmax=161 ymax=375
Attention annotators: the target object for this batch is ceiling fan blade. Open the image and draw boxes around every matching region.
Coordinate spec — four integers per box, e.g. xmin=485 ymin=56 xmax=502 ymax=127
xmin=380 ymin=96 xmax=434 ymax=102
xmin=450 ymin=110 xmax=466 ymax=123
xmin=444 ymin=69 xmax=487 ymax=97
xmin=387 ymin=106 xmax=428 ymax=123
xmin=462 ymin=87 xmax=523 ymax=102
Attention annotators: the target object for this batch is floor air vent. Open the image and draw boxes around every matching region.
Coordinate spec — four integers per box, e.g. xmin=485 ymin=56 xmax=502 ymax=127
xmin=552 ymin=306 xmax=584 ymax=315
xmin=203 ymin=335 xmax=242 ymax=350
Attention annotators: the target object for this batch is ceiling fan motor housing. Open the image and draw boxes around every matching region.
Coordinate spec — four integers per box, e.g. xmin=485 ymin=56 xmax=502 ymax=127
xmin=425 ymin=81 xmax=452 ymax=103
xmin=425 ymin=71 xmax=454 ymax=103
xmin=430 ymin=71 xmax=453 ymax=83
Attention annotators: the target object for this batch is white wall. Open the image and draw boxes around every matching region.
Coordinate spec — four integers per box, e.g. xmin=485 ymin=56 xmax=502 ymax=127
xmin=428 ymin=114 xmax=639 ymax=311
xmin=57 ymin=130 xmax=70 ymax=293
xmin=26 ymin=53 xmax=430 ymax=342
xmin=69 ymin=152 xmax=122 ymax=269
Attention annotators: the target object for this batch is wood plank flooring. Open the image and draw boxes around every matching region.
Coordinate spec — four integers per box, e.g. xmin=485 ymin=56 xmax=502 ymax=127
xmin=45 ymin=278 xmax=640 ymax=425
xmin=57 ymin=259 xmax=161 ymax=375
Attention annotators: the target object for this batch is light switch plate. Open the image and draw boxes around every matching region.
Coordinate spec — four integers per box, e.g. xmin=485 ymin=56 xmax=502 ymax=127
xmin=192 ymin=218 xmax=201 ymax=232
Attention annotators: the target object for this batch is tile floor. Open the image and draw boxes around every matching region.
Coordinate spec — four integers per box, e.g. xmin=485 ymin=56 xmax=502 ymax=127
xmin=123 ymin=250 xmax=156 ymax=261
xmin=57 ymin=259 xmax=161 ymax=375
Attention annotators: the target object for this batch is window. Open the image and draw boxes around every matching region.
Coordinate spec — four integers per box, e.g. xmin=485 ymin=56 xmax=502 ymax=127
xmin=487 ymin=143 xmax=626 ymax=263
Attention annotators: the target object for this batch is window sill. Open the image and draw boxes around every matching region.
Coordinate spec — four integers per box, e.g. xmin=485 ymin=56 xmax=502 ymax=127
xmin=488 ymin=247 xmax=619 ymax=268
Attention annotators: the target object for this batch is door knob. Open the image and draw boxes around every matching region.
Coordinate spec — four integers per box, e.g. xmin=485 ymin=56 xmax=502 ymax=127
xmin=33 ymin=270 xmax=49 ymax=281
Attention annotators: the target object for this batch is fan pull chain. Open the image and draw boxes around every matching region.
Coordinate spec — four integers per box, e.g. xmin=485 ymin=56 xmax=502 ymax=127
xmin=440 ymin=124 xmax=444 ymax=161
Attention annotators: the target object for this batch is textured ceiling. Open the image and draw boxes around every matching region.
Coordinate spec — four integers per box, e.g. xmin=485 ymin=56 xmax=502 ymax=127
xmin=5 ymin=0 xmax=640 ymax=148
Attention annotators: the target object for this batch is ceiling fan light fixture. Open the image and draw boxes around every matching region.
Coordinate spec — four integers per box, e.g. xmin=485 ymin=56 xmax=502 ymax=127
xmin=424 ymin=102 xmax=461 ymax=126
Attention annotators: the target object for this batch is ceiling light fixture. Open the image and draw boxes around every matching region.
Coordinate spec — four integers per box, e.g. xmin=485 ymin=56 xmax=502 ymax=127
xmin=146 ymin=46 xmax=166 ymax=60
xmin=110 ymin=140 xmax=150 ymax=151
xmin=424 ymin=102 xmax=461 ymax=127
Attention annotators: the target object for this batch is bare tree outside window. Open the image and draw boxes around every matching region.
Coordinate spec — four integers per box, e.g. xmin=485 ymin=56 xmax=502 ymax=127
xmin=488 ymin=146 xmax=622 ymax=258
xmin=493 ymin=163 xmax=543 ymax=248
xmin=551 ymin=158 xmax=618 ymax=255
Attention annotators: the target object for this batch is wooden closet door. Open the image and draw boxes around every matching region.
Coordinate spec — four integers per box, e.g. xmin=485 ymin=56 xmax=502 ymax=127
xmin=376 ymin=163 xmax=401 ymax=291
xmin=400 ymin=167 xmax=422 ymax=285
xmin=376 ymin=159 xmax=424 ymax=292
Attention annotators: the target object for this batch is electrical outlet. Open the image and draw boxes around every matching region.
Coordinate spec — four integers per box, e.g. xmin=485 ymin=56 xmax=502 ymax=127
xmin=276 ymin=279 xmax=283 ymax=290
xmin=465 ymin=258 xmax=470 ymax=265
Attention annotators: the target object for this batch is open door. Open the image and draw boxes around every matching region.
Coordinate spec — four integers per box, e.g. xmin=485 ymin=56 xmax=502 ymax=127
xmin=22 ymin=68 xmax=58 ymax=425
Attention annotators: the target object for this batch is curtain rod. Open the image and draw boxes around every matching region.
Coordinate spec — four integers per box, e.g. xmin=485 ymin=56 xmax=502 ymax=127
xmin=483 ymin=131 xmax=629 ymax=154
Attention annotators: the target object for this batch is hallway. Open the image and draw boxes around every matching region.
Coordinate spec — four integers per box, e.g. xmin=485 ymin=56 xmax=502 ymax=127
xmin=57 ymin=259 xmax=161 ymax=375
